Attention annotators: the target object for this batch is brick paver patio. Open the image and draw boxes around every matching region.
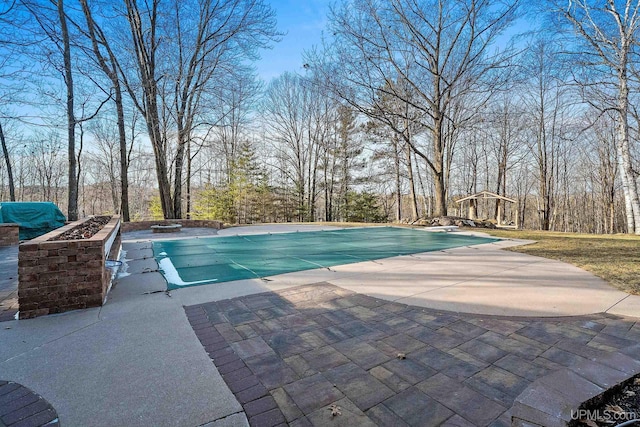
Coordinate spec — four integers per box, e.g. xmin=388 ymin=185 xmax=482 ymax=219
xmin=0 ymin=381 xmax=59 ymax=427
xmin=185 ymin=283 xmax=640 ymax=427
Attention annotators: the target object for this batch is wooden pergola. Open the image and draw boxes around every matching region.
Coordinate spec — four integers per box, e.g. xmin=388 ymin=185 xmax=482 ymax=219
xmin=455 ymin=190 xmax=518 ymax=228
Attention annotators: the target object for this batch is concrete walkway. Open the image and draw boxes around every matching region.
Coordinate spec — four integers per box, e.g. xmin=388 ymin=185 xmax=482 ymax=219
xmin=0 ymin=254 xmax=243 ymax=426
xmin=317 ymin=240 xmax=638 ymax=317
xmin=0 ymin=224 xmax=638 ymax=426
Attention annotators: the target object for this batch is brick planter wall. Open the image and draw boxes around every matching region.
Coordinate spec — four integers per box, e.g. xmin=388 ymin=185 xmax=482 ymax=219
xmin=18 ymin=215 xmax=121 ymax=319
xmin=120 ymin=219 xmax=223 ymax=232
xmin=0 ymin=223 xmax=19 ymax=246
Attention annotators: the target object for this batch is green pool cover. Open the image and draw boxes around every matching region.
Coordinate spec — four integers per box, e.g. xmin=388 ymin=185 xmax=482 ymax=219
xmin=152 ymin=227 xmax=498 ymax=290
xmin=0 ymin=201 xmax=66 ymax=240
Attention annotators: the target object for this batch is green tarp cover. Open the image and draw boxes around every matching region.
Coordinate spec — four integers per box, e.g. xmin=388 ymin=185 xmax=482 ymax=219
xmin=0 ymin=202 xmax=66 ymax=240
xmin=153 ymin=227 xmax=498 ymax=290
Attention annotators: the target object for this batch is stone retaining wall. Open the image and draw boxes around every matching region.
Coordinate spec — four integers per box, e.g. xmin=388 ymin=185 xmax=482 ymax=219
xmin=511 ymin=343 xmax=640 ymax=426
xmin=0 ymin=223 xmax=19 ymax=246
xmin=18 ymin=215 xmax=121 ymax=319
xmin=120 ymin=219 xmax=223 ymax=232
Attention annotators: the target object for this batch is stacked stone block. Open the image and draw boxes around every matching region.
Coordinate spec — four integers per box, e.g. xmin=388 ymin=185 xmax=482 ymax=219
xmin=0 ymin=224 xmax=19 ymax=246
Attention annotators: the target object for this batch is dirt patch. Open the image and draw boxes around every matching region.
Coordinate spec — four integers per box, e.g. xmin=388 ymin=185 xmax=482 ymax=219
xmin=575 ymin=375 xmax=640 ymax=426
xmin=49 ymin=216 xmax=112 ymax=241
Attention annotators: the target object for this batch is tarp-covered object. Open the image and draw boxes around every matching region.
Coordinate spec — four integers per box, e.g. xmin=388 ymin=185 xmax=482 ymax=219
xmin=0 ymin=202 xmax=66 ymax=240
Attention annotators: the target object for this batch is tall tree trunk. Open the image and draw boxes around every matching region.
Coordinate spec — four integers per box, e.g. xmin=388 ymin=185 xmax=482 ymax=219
xmin=432 ymin=115 xmax=447 ymax=217
xmin=609 ymin=200 xmax=615 ymax=234
xmin=540 ymin=185 xmax=551 ymax=231
xmin=79 ymin=0 xmax=130 ymax=221
xmin=341 ymin=141 xmax=348 ymax=222
xmin=186 ymin=140 xmax=192 ymax=219
xmin=617 ymin=65 xmax=640 ymax=234
xmin=414 ymin=151 xmax=429 ymax=216
xmin=146 ymin=105 xmax=174 ymax=218
xmin=323 ymin=153 xmax=330 ymax=222
xmin=115 ymin=88 xmax=130 ymax=221
xmin=537 ymin=115 xmax=551 ymax=230
xmin=405 ymin=142 xmax=418 ymax=220
xmin=494 ymin=153 xmax=506 ymax=221
xmin=173 ymin=134 xmax=186 ymax=219
xmin=0 ymin=122 xmax=15 ymax=201
xmin=433 ymin=170 xmax=446 ymax=218
xmin=393 ymin=134 xmax=401 ymax=221
xmin=310 ymin=149 xmax=319 ymax=222
xmin=327 ymin=152 xmax=336 ymax=222
xmin=494 ymin=184 xmax=502 ymax=221
xmin=57 ymin=0 xmax=77 ymax=220
xmin=77 ymin=121 xmax=84 ymax=216
xmin=123 ymin=0 xmax=174 ymax=219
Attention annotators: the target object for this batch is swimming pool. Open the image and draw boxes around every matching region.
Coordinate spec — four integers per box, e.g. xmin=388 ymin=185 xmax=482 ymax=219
xmin=152 ymin=227 xmax=498 ymax=290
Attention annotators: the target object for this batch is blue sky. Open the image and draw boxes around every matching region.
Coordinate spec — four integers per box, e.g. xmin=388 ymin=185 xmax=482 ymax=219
xmin=255 ymin=0 xmax=331 ymax=81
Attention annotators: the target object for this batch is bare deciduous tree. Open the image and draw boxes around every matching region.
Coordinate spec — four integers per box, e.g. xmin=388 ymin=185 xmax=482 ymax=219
xmin=0 ymin=2 xmax=19 ymax=201
xmin=559 ymin=0 xmax=640 ymax=234
xmin=320 ymin=0 xmax=521 ymax=216
xmin=120 ymin=0 xmax=278 ymax=219
xmin=20 ymin=0 xmax=104 ymax=220
xmin=521 ymin=38 xmax=569 ymax=230
xmin=262 ymin=72 xmax=313 ymax=220
xmin=78 ymin=0 xmax=131 ymax=221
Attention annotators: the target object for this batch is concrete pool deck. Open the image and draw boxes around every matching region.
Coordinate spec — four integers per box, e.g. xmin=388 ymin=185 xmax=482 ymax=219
xmin=0 ymin=224 xmax=638 ymax=426
xmin=121 ymin=224 xmax=639 ymax=318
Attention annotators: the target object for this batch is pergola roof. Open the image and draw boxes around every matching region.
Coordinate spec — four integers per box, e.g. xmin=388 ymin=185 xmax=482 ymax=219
xmin=455 ymin=190 xmax=517 ymax=204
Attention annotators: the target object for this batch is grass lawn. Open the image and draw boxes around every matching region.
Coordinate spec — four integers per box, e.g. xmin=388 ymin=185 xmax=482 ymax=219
xmin=478 ymin=229 xmax=640 ymax=295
